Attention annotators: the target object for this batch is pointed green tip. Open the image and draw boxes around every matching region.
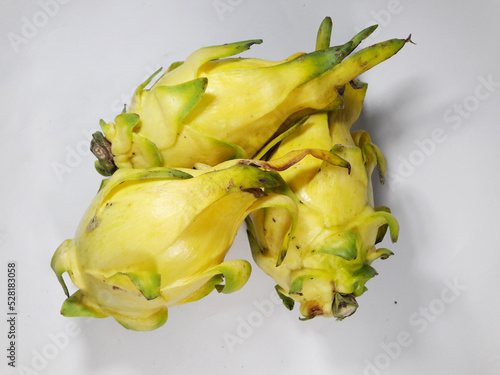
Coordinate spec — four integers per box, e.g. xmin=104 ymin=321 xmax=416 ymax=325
xmin=316 ymin=16 xmax=333 ymax=50
xmin=275 ymin=285 xmax=295 ymax=311
xmin=351 ymin=24 xmax=379 ymax=49
xmin=201 ymin=260 xmax=251 ymax=295
xmin=61 ymin=291 xmax=107 ymax=318
xmin=368 ymin=211 xmax=399 ymax=244
xmin=245 ymin=39 xmax=263 ymax=47
xmin=299 ymin=315 xmax=314 ymax=321
xmin=124 ymin=271 xmax=162 ymax=300
xmin=136 ymin=67 xmax=163 ymax=92
xmin=167 ymin=61 xmax=183 ymax=72
xmin=214 ymin=284 xmax=224 ymax=293
xmin=51 ymin=239 xmax=74 ymax=297
xmin=224 ymin=39 xmax=263 ymax=54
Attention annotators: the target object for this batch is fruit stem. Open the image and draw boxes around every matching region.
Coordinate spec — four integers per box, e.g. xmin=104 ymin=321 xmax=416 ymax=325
xmin=91 ymin=131 xmax=117 ymax=176
xmin=332 ymin=293 xmax=359 ymax=320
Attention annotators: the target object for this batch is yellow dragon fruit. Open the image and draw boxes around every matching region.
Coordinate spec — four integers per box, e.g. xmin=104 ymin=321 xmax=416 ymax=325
xmin=91 ymin=21 xmax=403 ymax=175
xmin=245 ymin=18 xmax=406 ymax=320
xmin=52 ymin=17 xmax=410 ymax=331
xmin=51 ymin=162 xmax=297 ymax=330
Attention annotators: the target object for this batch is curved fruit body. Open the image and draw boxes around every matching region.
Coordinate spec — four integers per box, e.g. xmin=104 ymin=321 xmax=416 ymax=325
xmin=248 ymin=81 xmax=399 ymax=319
xmin=51 ymin=162 xmax=295 ymax=330
xmin=92 ymin=23 xmax=401 ymax=174
xmin=246 ymin=18 xmax=405 ymax=320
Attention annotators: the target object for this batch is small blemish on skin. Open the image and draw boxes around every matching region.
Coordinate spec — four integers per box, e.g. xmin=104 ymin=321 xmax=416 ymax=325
xmin=92 ymin=146 xmax=107 ymax=160
xmin=86 ymin=216 xmax=99 ymax=232
xmin=307 ymin=304 xmax=323 ymax=318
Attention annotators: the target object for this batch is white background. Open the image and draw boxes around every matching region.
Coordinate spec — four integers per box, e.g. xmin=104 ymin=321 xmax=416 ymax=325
xmin=2 ymin=1 xmax=500 ymax=374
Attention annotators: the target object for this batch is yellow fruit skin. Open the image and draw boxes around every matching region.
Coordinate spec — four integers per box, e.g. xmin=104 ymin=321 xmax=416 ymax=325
xmin=247 ymin=81 xmax=399 ymax=319
xmin=51 ymin=162 xmax=296 ymax=330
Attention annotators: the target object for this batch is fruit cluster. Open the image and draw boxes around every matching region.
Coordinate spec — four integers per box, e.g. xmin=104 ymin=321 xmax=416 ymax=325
xmin=51 ymin=17 xmax=409 ymax=331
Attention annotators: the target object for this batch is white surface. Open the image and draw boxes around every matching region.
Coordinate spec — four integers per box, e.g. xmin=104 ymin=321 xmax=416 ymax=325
xmin=2 ymin=1 xmax=500 ymax=374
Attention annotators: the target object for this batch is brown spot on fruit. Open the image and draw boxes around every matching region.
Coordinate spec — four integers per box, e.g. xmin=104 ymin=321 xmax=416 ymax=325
xmin=242 ymin=188 xmax=267 ymax=198
xmin=86 ymin=216 xmax=99 ymax=232
xmin=306 ymin=303 xmax=324 ymax=318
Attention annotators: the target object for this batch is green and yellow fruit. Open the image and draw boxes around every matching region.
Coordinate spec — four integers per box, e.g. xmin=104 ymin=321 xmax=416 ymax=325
xmin=51 ymin=162 xmax=296 ymax=330
xmin=91 ymin=21 xmax=405 ymax=174
xmin=53 ymin=17 xmax=410 ymax=330
xmin=246 ymin=19 xmax=404 ymax=320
